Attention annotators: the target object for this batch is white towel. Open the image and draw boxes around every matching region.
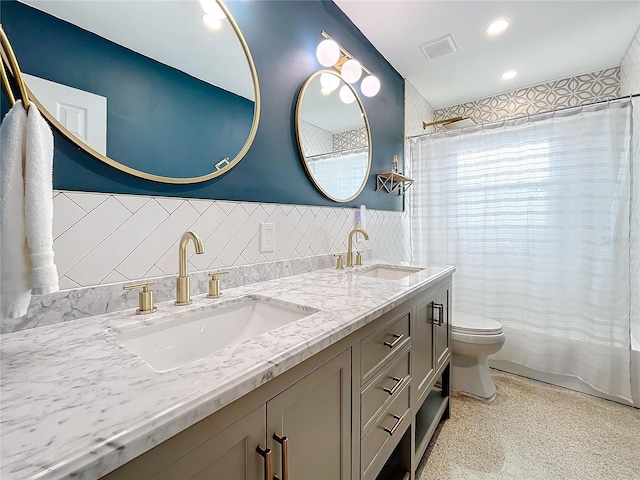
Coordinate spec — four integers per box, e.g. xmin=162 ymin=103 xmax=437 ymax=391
xmin=0 ymin=101 xmax=31 ymax=319
xmin=25 ymin=103 xmax=58 ymax=295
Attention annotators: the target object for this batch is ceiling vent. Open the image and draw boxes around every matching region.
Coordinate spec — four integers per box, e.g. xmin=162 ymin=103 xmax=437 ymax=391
xmin=419 ymin=34 xmax=457 ymax=60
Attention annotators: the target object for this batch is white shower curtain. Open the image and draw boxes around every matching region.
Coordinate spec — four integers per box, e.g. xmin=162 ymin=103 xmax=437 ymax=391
xmin=409 ymin=100 xmax=635 ymax=401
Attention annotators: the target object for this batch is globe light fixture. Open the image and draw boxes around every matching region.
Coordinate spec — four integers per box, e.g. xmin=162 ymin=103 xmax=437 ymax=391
xmin=341 ymin=59 xmax=362 ymax=84
xmin=320 ymin=73 xmax=340 ymax=93
xmin=339 ymin=85 xmax=356 ymax=104
xmin=360 ymin=75 xmax=380 ymax=97
xmin=316 ymin=39 xmax=340 ymax=67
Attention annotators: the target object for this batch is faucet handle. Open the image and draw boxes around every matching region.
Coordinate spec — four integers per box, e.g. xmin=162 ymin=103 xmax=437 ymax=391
xmin=207 ymin=271 xmax=229 ymax=298
xmin=355 ymin=251 xmax=363 ymax=266
xmin=123 ymin=281 xmax=157 ymax=315
xmin=334 ymin=254 xmax=344 ymax=270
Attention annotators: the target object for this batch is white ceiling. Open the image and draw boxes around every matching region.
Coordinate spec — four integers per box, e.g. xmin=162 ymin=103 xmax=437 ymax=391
xmin=20 ymin=0 xmax=255 ymax=101
xmin=334 ymin=0 xmax=640 ymax=108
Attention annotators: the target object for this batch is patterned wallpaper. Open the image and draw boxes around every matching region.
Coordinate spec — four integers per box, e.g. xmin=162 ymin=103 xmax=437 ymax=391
xmin=51 ymin=191 xmax=411 ymax=289
xmin=435 ymin=67 xmax=621 ymax=124
xmin=333 ymin=127 xmax=368 ymax=151
xmin=621 ymin=25 xmax=640 ymax=96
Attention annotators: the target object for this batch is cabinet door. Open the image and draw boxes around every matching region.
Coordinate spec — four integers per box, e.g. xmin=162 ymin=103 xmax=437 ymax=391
xmin=433 ymin=285 xmax=450 ymax=370
xmin=266 ymin=349 xmax=351 ymax=480
xmin=412 ymin=292 xmax=436 ymax=407
xmin=149 ymin=405 xmax=266 ymax=480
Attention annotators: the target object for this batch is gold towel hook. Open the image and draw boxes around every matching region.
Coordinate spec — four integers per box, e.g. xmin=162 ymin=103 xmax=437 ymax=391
xmin=0 ymin=24 xmax=30 ymax=112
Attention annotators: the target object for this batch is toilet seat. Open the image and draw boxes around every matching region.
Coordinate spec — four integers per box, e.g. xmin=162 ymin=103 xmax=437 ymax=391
xmin=452 ymin=312 xmax=503 ymax=335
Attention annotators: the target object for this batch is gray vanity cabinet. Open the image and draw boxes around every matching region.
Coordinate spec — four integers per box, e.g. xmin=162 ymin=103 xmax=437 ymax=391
xmin=101 ymin=274 xmax=454 ymax=480
xmin=102 ymin=404 xmax=266 ymax=480
xmin=149 ymin=406 xmax=265 ymax=480
xmin=266 ymin=349 xmax=351 ymax=480
xmin=433 ymin=285 xmax=451 ymax=372
xmin=412 ymin=292 xmax=436 ymax=407
xmin=102 ymin=350 xmax=351 ymax=480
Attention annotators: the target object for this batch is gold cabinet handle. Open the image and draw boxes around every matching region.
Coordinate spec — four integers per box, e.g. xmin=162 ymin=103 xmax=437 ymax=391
xmin=123 ymin=281 xmax=157 ymax=315
xmin=383 ymin=376 xmax=405 ymax=396
xmin=207 ymin=270 xmax=229 ymax=298
xmin=384 ymin=333 xmax=404 ymax=349
xmin=383 ymin=411 xmax=407 ymax=436
xmin=273 ymin=433 xmax=289 ymax=480
xmin=256 ymin=445 xmax=272 ymax=480
xmin=432 ymin=303 xmax=444 ymax=326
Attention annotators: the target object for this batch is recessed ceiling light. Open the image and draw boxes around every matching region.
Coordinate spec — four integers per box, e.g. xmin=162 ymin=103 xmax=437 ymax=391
xmin=502 ymin=70 xmax=517 ymax=80
xmin=487 ymin=19 xmax=509 ymax=36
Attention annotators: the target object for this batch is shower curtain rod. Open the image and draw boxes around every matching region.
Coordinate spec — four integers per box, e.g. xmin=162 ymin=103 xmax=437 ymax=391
xmin=406 ymin=93 xmax=640 ymax=140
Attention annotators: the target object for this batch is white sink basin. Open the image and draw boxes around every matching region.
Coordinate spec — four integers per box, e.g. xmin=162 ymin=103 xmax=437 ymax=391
xmin=112 ymin=296 xmax=317 ymax=372
xmin=354 ymin=265 xmax=424 ymax=280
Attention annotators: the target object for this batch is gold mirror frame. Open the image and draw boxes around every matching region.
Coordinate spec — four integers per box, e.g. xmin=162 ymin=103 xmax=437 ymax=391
xmin=295 ymin=70 xmax=372 ymax=203
xmin=24 ymin=0 xmax=260 ymax=184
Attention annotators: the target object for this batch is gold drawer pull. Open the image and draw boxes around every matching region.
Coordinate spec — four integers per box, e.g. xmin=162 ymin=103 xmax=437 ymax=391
xmin=256 ymin=445 xmax=272 ymax=480
xmin=273 ymin=433 xmax=289 ymax=480
xmin=384 ymin=334 xmax=404 ymax=349
xmin=432 ymin=303 xmax=444 ymax=326
xmin=383 ymin=376 xmax=405 ymax=396
xmin=383 ymin=412 xmax=407 ymax=436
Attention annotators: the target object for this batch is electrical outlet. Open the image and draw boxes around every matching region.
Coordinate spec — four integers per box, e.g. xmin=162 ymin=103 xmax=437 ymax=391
xmin=260 ymin=223 xmax=275 ymax=252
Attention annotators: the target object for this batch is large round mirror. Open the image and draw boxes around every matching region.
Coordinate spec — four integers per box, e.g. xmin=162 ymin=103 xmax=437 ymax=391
xmin=7 ymin=0 xmax=259 ymax=183
xmin=295 ymin=70 xmax=371 ymax=202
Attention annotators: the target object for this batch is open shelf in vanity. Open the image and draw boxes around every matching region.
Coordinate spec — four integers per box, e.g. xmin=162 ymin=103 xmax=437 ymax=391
xmin=414 ymin=371 xmax=450 ymax=464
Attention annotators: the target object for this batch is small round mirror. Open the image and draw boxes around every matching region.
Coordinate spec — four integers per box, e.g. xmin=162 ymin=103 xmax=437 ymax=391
xmin=295 ymin=70 xmax=371 ymax=202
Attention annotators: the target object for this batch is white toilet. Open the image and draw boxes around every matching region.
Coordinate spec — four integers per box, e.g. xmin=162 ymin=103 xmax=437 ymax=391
xmin=451 ymin=311 xmax=505 ymax=401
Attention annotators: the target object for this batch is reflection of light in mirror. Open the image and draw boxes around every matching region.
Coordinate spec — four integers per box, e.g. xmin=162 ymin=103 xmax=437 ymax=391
xmin=341 ymin=59 xmax=362 ymax=83
xmin=202 ymin=14 xmax=223 ymax=31
xmin=339 ymin=85 xmax=356 ymax=104
xmin=502 ymin=70 xmax=517 ymax=80
xmin=320 ymin=73 xmax=340 ymax=93
xmin=321 ymin=87 xmax=332 ymax=96
xmin=360 ymin=75 xmax=380 ymax=97
xmin=317 ymin=39 xmax=341 ymax=67
xmin=199 ymin=0 xmax=226 ymax=19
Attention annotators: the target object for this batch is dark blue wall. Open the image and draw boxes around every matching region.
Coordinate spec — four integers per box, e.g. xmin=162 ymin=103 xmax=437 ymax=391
xmin=1 ymin=0 xmax=404 ymax=211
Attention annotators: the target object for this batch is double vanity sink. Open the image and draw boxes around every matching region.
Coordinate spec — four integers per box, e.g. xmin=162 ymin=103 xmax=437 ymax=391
xmin=1 ymin=260 xmax=454 ymax=480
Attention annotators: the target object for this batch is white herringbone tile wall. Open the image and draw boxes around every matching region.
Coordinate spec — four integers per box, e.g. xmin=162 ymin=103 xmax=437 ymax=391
xmin=52 ymin=191 xmax=410 ymax=289
xmin=620 ymin=25 xmax=640 ymax=96
xmin=404 ymin=80 xmax=435 ymax=139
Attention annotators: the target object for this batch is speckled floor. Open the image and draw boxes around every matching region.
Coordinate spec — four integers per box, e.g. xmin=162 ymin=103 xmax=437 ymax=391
xmin=417 ymin=371 xmax=640 ymax=480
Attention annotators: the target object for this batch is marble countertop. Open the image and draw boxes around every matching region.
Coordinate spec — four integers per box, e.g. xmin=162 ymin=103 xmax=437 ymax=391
xmin=0 ymin=262 xmax=454 ymax=480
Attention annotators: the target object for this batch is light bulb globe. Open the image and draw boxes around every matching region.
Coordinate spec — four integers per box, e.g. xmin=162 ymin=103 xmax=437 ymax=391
xmin=339 ymin=85 xmax=356 ymax=104
xmin=320 ymin=73 xmax=340 ymax=93
xmin=341 ymin=59 xmax=362 ymax=83
xmin=360 ymin=75 xmax=380 ymax=97
xmin=316 ymin=40 xmax=340 ymax=67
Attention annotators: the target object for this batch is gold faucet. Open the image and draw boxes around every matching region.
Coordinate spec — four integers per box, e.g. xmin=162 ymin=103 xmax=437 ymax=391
xmin=175 ymin=231 xmax=205 ymax=305
xmin=346 ymin=227 xmax=369 ymax=267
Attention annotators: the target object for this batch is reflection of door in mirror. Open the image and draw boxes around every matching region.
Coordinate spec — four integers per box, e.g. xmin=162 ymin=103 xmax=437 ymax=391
xmin=296 ymin=70 xmax=371 ymax=203
xmin=3 ymin=0 xmax=260 ymax=183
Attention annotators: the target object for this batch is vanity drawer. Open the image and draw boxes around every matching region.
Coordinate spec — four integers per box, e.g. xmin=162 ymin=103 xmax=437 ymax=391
xmin=361 ymin=382 xmax=410 ymax=480
xmin=361 ymin=311 xmax=410 ymax=384
xmin=361 ymin=348 xmax=410 ymax=436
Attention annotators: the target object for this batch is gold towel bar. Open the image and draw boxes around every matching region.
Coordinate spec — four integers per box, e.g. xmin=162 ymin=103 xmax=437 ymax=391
xmin=0 ymin=24 xmax=30 ymax=112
